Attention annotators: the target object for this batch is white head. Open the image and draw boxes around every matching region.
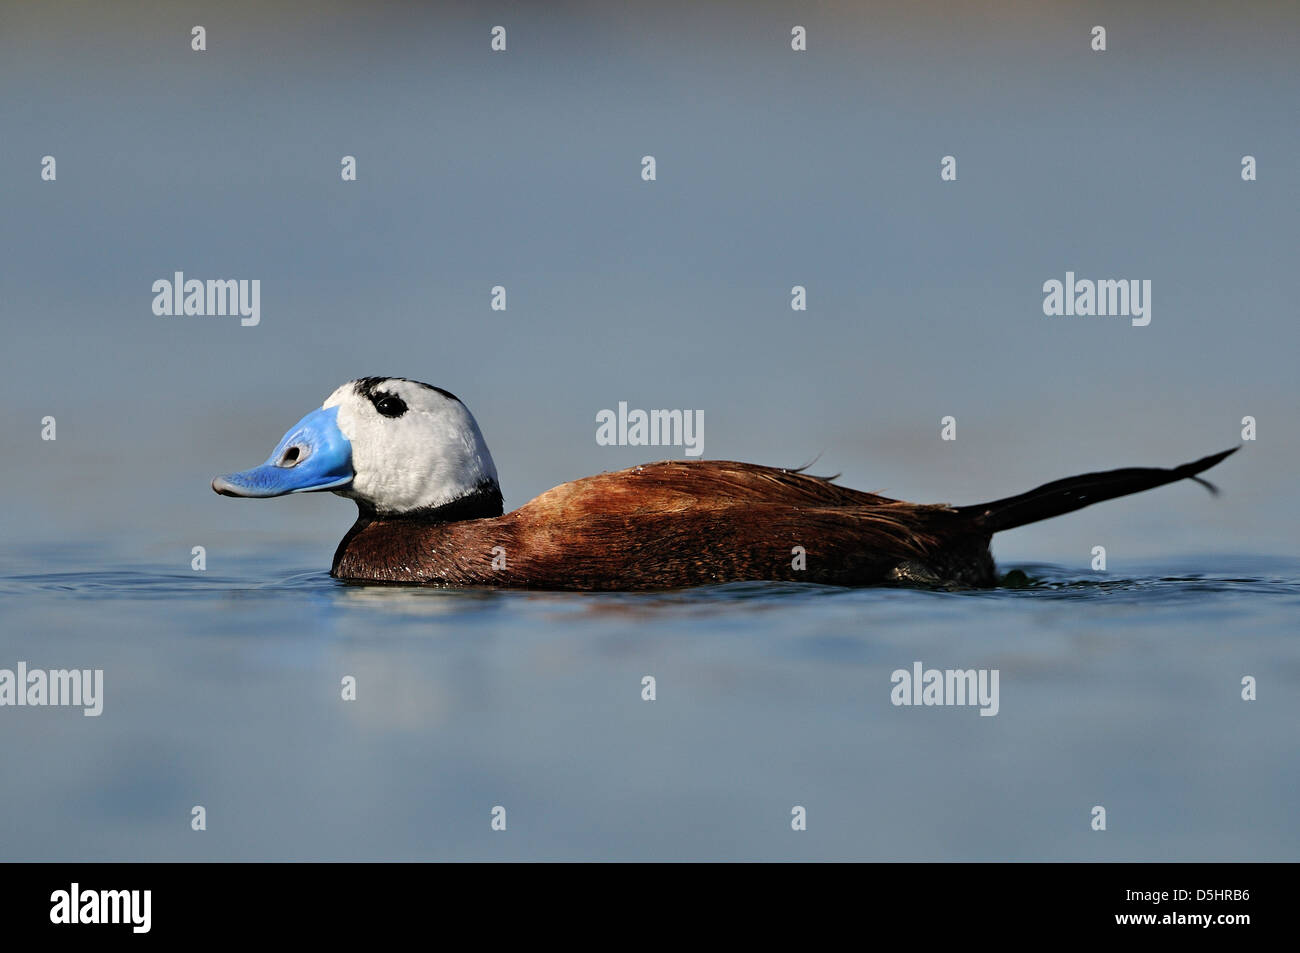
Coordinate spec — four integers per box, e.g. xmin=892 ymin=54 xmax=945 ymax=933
xmin=325 ymin=377 xmax=500 ymax=516
xmin=213 ymin=377 xmax=503 ymax=521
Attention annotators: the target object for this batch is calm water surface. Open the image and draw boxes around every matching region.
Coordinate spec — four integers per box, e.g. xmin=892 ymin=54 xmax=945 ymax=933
xmin=1 ymin=546 xmax=1295 ymax=861
xmin=2 ymin=0 xmax=1297 ymax=864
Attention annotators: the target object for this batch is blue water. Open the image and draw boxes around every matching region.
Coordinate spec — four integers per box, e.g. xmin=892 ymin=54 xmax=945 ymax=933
xmin=2 ymin=548 xmax=1296 ymax=861
xmin=1 ymin=0 xmax=1297 ymax=862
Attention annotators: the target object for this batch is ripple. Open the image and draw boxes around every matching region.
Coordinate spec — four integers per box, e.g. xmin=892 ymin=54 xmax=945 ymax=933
xmin=1 ymin=559 xmax=1296 ymax=610
xmin=0 ymin=568 xmax=336 ymax=599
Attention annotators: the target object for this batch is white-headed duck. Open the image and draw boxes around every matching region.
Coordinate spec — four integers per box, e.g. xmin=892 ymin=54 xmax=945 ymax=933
xmin=212 ymin=377 xmax=1238 ymax=589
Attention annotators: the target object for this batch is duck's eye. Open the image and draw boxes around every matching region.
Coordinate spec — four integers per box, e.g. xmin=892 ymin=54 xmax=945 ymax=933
xmin=375 ymin=395 xmax=407 ymax=418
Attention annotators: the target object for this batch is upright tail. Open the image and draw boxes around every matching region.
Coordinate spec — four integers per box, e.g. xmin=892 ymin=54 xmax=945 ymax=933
xmin=953 ymin=447 xmax=1239 ymax=535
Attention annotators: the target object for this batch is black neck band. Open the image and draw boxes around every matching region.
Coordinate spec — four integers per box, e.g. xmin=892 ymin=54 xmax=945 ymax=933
xmin=359 ymin=481 xmax=505 ymax=525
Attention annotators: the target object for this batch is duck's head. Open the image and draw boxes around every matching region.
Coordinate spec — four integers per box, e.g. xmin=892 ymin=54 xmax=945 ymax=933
xmin=212 ymin=377 xmax=503 ymax=520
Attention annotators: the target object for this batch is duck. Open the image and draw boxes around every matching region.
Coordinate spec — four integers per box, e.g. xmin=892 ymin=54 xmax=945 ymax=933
xmin=212 ymin=377 xmax=1238 ymax=590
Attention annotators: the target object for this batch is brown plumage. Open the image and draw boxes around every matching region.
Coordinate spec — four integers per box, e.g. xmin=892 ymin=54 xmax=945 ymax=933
xmin=330 ymin=449 xmax=1238 ymax=589
xmin=333 ymin=460 xmax=979 ymax=589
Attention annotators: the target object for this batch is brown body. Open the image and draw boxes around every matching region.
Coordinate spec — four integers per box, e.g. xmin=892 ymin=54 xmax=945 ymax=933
xmin=332 ymin=460 xmax=995 ymax=589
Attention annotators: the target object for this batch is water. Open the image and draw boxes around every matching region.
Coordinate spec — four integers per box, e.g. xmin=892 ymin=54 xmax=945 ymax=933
xmin=2 ymin=0 xmax=1296 ymax=862
xmin=2 ymin=548 xmax=1296 ymax=861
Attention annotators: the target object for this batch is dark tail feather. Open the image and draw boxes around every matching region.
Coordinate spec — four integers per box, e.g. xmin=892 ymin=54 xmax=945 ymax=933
xmin=954 ymin=447 xmax=1239 ymax=535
